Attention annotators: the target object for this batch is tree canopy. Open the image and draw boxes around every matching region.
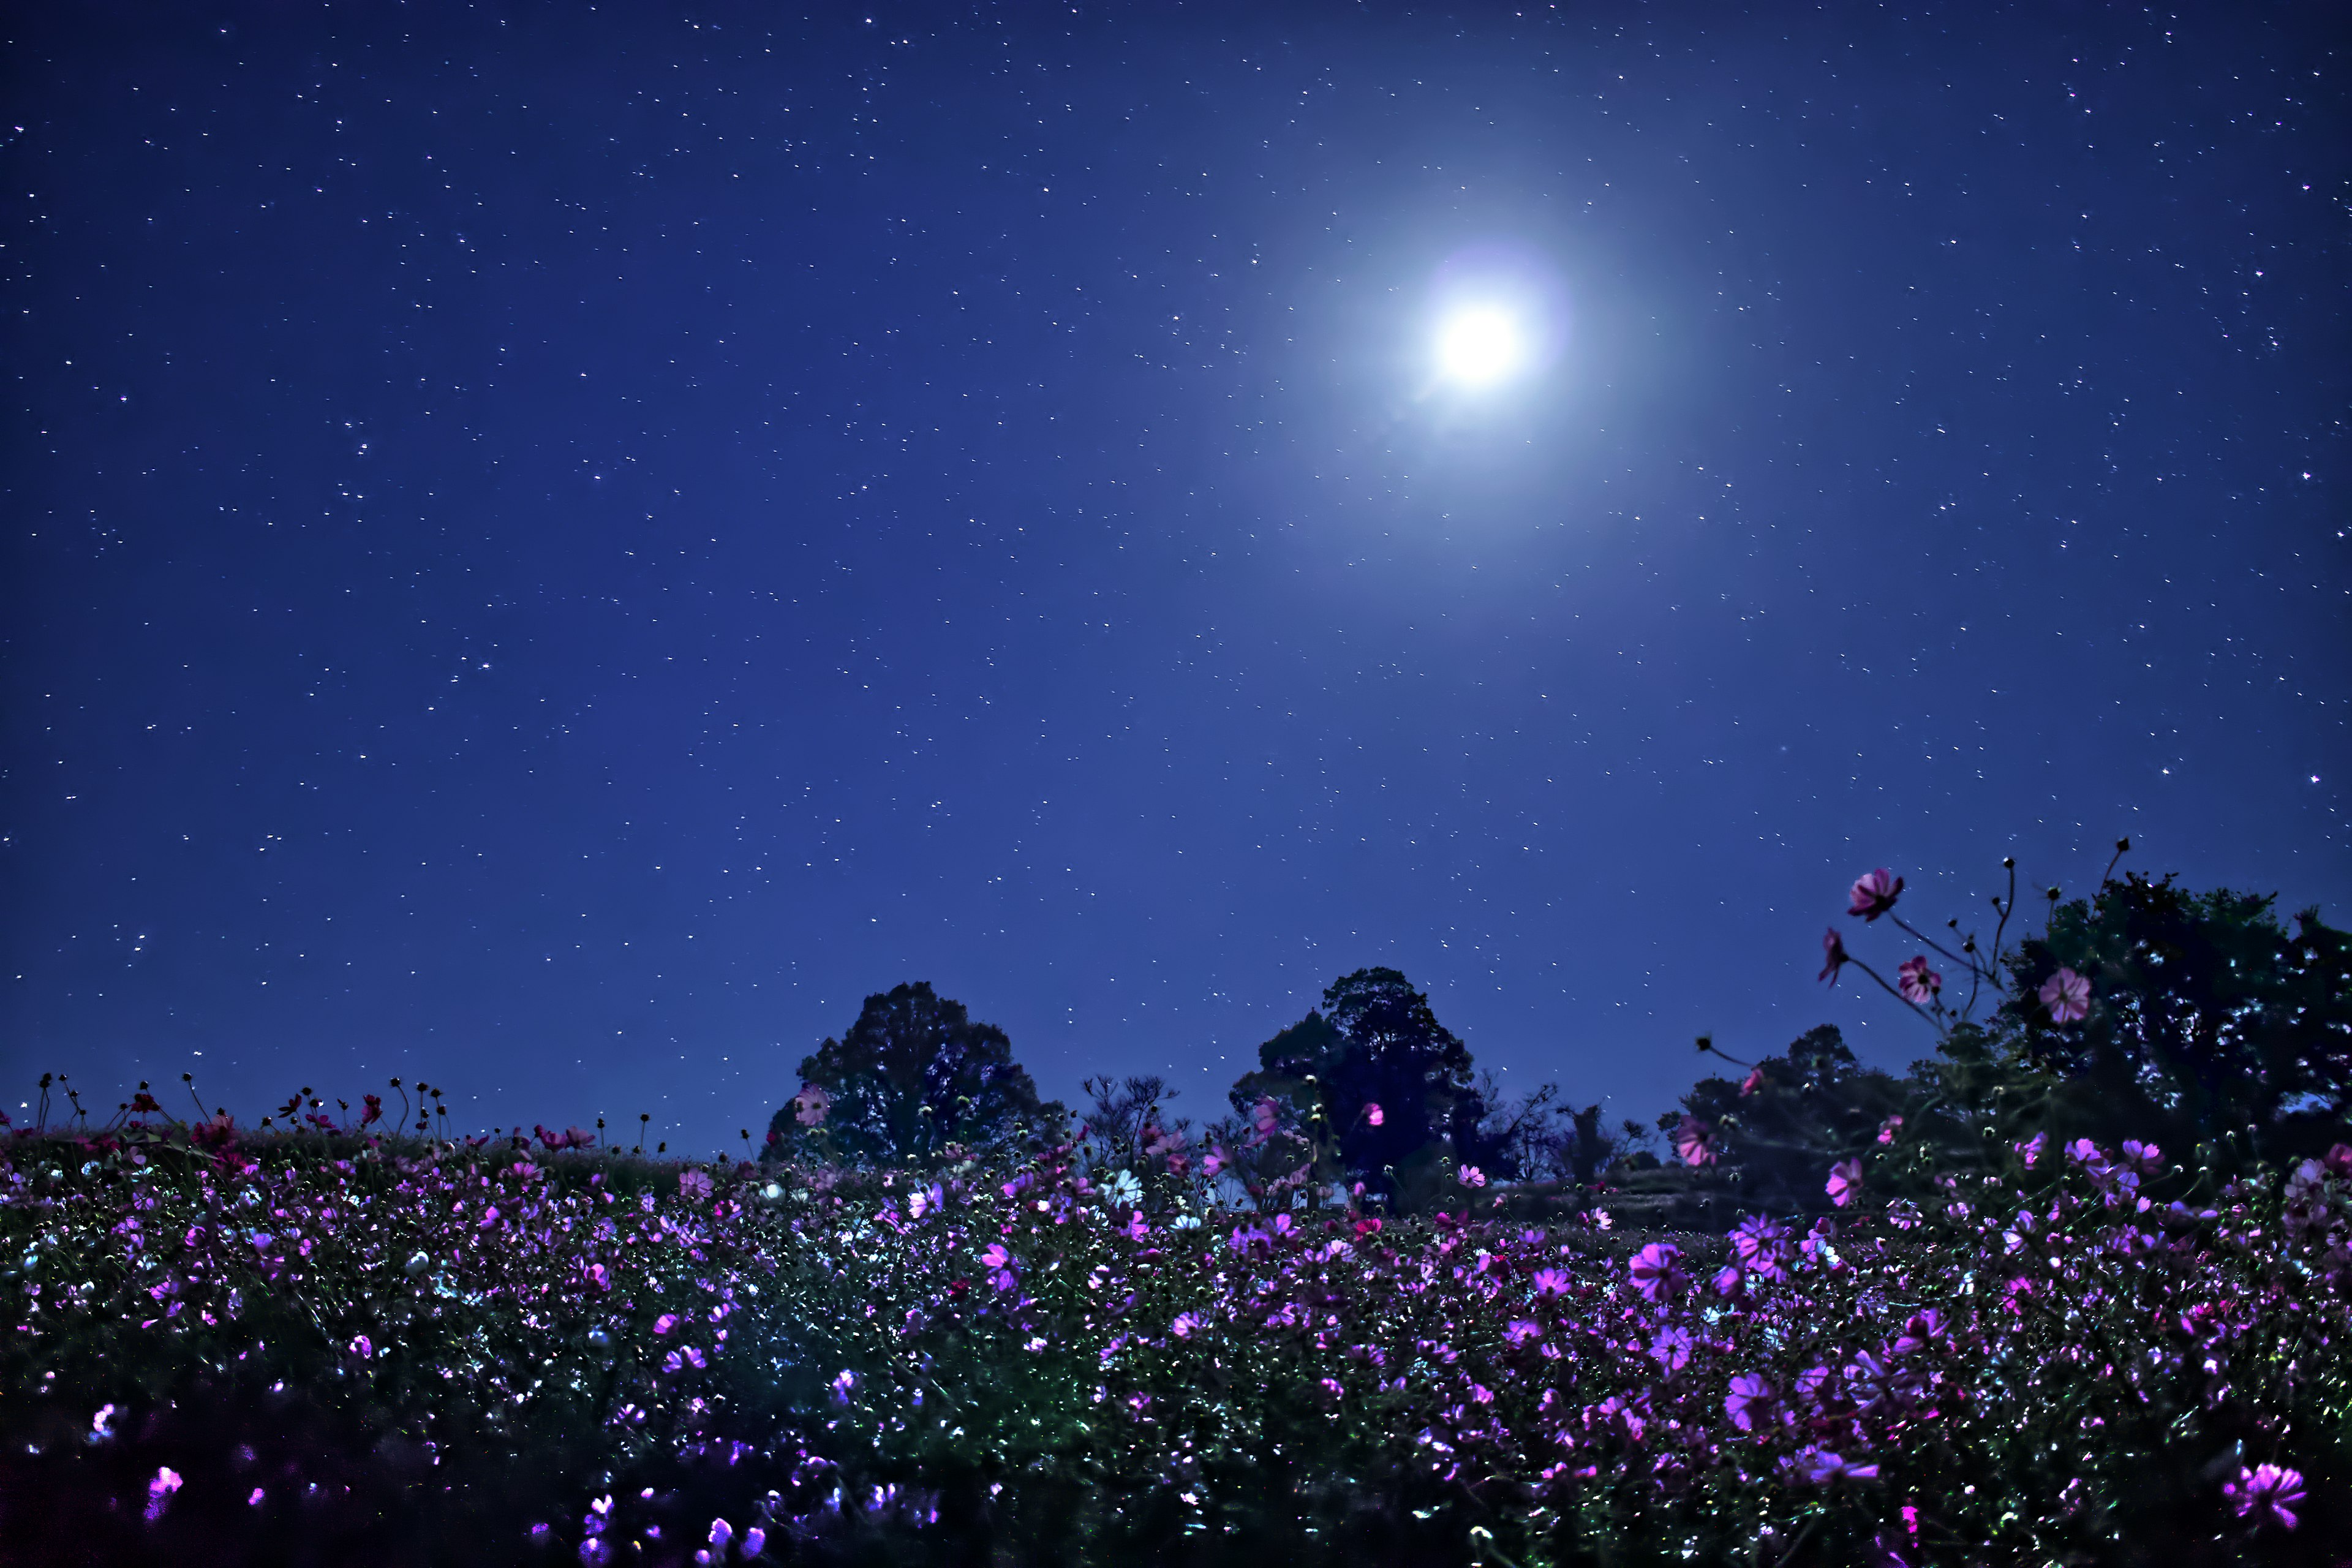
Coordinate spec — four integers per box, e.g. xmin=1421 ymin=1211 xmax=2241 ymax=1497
xmin=763 ymin=982 xmax=1056 ymax=1166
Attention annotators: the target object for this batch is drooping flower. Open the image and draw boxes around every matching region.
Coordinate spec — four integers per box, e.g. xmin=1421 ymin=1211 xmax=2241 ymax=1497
xmin=1826 ymin=1159 xmax=1864 ymax=1208
xmin=1896 ymin=956 xmax=1942 ymax=1004
xmin=1800 ymin=1447 xmax=1880 ymax=1485
xmin=2222 ymin=1463 xmax=2304 ymax=1531
xmin=2039 ymin=967 xmax=2092 ymax=1023
xmin=1673 ymin=1115 xmax=1718 ymax=1168
xmin=1848 ymin=868 xmax=1904 ymax=921
xmin=1739 ymin=1066 xmax=1765 ymax=1096
xmin=2015 ymin=1131 xmax=2047 ymax=1169
xmin=1627 ymin=1242 xmax=1686 ymax=1302
xmin=1819 ymin=927 xmax=1850 ymax=984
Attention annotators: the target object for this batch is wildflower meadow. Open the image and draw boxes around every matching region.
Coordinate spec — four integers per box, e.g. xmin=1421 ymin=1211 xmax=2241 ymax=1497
xmin=4 ymin=857 xmax=2348 ymax=1566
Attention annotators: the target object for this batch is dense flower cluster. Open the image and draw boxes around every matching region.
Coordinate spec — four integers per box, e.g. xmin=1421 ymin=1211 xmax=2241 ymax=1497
xmin=4 ymin=1105 xmax=2348 ymax=1565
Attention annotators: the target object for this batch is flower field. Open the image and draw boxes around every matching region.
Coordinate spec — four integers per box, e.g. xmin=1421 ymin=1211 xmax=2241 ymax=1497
xmin=2 ymin=1102 xmax=2348 ymax=1566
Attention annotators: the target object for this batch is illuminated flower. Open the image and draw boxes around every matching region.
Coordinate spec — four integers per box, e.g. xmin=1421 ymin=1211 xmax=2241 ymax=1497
xmin=1877 ymin=1115 xmax=1905 ymax=1146
xmin=1826 ymin=1159 xmax=1864 ymax=1208
xmin=1531 ymin=1267 xmax=1570 ymax=1295
xmin=1848 ymin=868 xmax=1904 ymax=921
xmin=677 ymin=1169 xmax=714 ymax=1204
xmin=1458 ymin=1164 xmax=1487 ymax=1188
xmin=2223 ymin=1463 xmax=2303 ymax=1531
xmin=1819 ymin=927 xmax=1850 ymax=984
xmin=1896 ymin=956 xmax=1941 ymax=1004
xmin=2039 ymin=967 xmax=2092 ymax=1023
xmin=1740 ymin=1067 xmax=1765 ymax=1096
xmin=1673 ymin=1116 xmax=1718 ymax=1168
xmin=1627 ymin=1242 xmax=1685 ymax=1302
xmin=1366 ymin=1103 xmax=1385 ymax=1126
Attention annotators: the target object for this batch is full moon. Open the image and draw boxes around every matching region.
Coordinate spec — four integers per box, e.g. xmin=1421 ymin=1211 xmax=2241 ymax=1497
xmin=1435 ymin=307 xmax=1526 ymax=386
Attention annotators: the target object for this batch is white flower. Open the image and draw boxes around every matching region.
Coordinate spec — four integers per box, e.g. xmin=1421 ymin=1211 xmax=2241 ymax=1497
xmin=1104 ymin=1169 xmax=1144 ymax=1208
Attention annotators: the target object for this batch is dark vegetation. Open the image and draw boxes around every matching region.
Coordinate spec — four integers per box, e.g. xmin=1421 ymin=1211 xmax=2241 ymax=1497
xmin=2 ymin=852 xmax=2346 ymax=1566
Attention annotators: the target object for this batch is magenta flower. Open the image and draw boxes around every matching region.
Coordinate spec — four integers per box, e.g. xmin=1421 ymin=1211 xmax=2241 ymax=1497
xmin=1673 ymin=1115 xmax=1718 ymax=1168
xmin=792 ymin=1083 xmax=832 ymax=1127
xmin=1648 ymin=1326 xmax=1692 ymax=1373
xmin=1725 ymin=1373 xmax=1774 ymax=1432
xmin=1458 ymin=1164 xmax=1487 ymax=1189
xmin=829 ymin=1368 xmax=858 ymax=1404
xmin=348 ymin=1334 xmax=374 ymax=1359
xmin=677 ymin=1169 xmax=714 ymax=1204
xmin=1531 ymin=1267 xmax=1570 ymax=1296
xmin=1627 ymin=1242 xmax=1686 ymax=1302
xmin=145 ymin=1464 xmax=183 ymax=1520
xmin=1876 ymin=1114 xmax=1905 ymax=1146
xmin=1739 ymin=1066 xmax=1765 ymax=1096
xmin=1848 ymin=867 xmax=1904 ymax=921
xmin=1896 ymin=956 xmax=1941 ymax=1004
xmin=1826 ymin=1159 xmax=1864 ymax=1208
xmin=2223 ymin=1464 xmax=2304 ymax=1531
xmin=654 ymin=1313 xmax=679 ymax=1335
xmin=2039 ymin=967 xmax=2091 ymax=1023
xmin=1819 ymin=927 xmax=1850 ymax=984
xmin=2015 ymin=1131 xmax=2047 ymax=1169
xmin=1366 ymin=1102 xmax=1385 ymax=1126
xmin=1171 ymin=1312 xmax=1203 ymax=1338
xmin=2120 ymin=1139 xmax=2162 ymax=1171
xmin=980 ymin=1243 xmax=1011 ymax=1271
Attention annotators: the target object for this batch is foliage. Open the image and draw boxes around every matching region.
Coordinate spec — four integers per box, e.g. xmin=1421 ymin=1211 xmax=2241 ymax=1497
xmin=4 ymin=1104 xmax=2350 ymax=1567
xmin=762 ymin=982 xmax=1060 ymax=1167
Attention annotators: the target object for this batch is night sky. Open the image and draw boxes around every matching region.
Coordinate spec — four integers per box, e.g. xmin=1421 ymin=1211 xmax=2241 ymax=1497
xmin=5 ymin=4 xmax=2346 ymax=1154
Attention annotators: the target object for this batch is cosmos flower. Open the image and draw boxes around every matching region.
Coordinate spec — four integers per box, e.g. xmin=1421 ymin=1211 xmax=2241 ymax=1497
xmin=1896 ymin=956 xmax=1941 ymax=1004
xmin=2222 ymin=1464 xmax=2303 ymax=1531
xmin=1366 ymin=1103 xmax=1385 ymax=1126
xmin=1801 ymin=1449 xmax=1880 ymax=1485
xmin=1847 ymin=868 xmax=1904 ymax=921
xmin=1724 ymin=1373 xmax=1774 ymax=1432
xmin=1627 ymin=1242 xmax=1685 ymax=1302
xmin=1819 ymin=927 xmax=1850 ymax=984
xmin=1648 ymin=1326 xmax=1692 ymax=1373
xmin=1673 ymin=1115 xmax=1718 ymax=1168
xmin=1826 ymin=1159 xmax=1864 ymax=1208
xmin=2039 ymin=967 xmax=2092 ymax=1023
xmin=792 ymin=1083 xmax=832 ymax=1127
xmin=1104 ymin=1169 xmax=1145 ymax=1208
xmin=1458 ymin=1165 xmax=1487 ymax=1188
xmin=1531 ymin=1267 xmax=1570 ymax=1295
xmin=1877 ymin=1115 xmax=1905 ymax=1146
xmin=1740 ymin=1067 xmax=1765 ymax=1096
xmin=677 ymin=1169 xmax=714 ymax=1204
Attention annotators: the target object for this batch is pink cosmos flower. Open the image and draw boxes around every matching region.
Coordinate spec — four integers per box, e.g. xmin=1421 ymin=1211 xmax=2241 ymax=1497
xmin=654 ymin=1313 xmax=679 ymax=1335
xmin=1819 ymin=927 xmax=1850 ymax=984
xmin=2039 ymin=967 xmax=2091 ymax=1023
xmin=980 ymin=1243 xmax=1011 ymax=1272
xmin=1826 ymin=1159 xmax=1864 ymax=1208
xmin=1125 ymin=1210 xmax=1149 ymax=1242
xmin=1896 ymin=956 xmax=1941 ymax=1004
xmin=1458 ymin=1165 xmax=1487 ymax=1188
xmin=1251 ymin=1097 xmax=1281 ymax=1141
xmin=792 ymin=1083 xmax=832 ymax=1127
xmin=2120 ymin=1139 xmax=2162 ymax=1171
xmin=1531 ymin=1267 xmax=1570 ymax=1295
xmin=1627 ymin=1242 xmax=1685 ymax=1302
xmin=1171 ymin=1312 xmax=1203 ymax=1338
xmin=2015 ymin=1131 xmax=2046 ymax=1169
xmin=1648 ymin=1326 xmax=1692 ymax=1373
xmin=1202 ymin=1146 xmax=1228 ymax=1178
xmin=1876 ymin=1115 xmax=1905 ymax=1146
xmin=146 ymin=1465 xmax=183 ymax=1520
xmin=1725 ymin=1373 xmax=1774 ymax=1432
xmin=1848 ymin=868 xmax=1904 ymax=921
xmin=1739 ymin=1067 xmax=1765 ymax=1096
xmin=677 ymin=1169 xmax=714 ymax=1204
xmin=1366 ymin=1103 xmax=1385 ymax=1126
xmin=2223 ymin=1463 xmax=2304 ymax=1531
xmin=1673 ymin=1115 xmax=1718 ymax=1168
xmin=349 ymin=1334 xmax=374 ymax=1359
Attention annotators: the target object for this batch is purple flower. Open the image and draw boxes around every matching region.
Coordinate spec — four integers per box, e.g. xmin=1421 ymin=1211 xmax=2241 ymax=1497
xmin=677 ymin=1169 xmax=714 ymax=1204
xmin=1627 ymin=1242 xmax=1685 ymax=1302
xmin=1458 ymin=1165 xmax=1487 ymax=1189
xmin=348 ymin=1334 xmax=373 ymax=1359
xmin=1848 ymin=868 xmax=1904 ymax=921
xmin=1648 ymin=1326 xmax=1692 ymax=1373
xmin=708 ymin=1517 xmax=734 ymax=1550
xmin=1228 ymin=1225 xmax=1273 ymax=1256
xmin=742 ymin=1527 xmax=767 ymax=1556
xmin=145 ymin=1464 xmax=183 ymax=1521
xmin=1531 ymin=1267 xmax=1570 ymax=1296
xmin=980 ymin=1243 xmax=1012 ymax=1272
xmin=2223 ymin=1464 xmax=2303 ymax=1531
xmin=654 ymin=1313 xmax=679 ymax=1336
xmin=1801 ymin=1447 xmax=1880 ymax=1485
xmin=2039 ymin=966 xmax=2091 ymax=1023
xmin=1896 ymin=956 xmax=1941 ymax=1004
xmin=1171 ymin=1312 xmax=1203 ymax=1338
xmin=1366 ymin=1102 xmax=1385 ymax=1126
xmin=1725 ymin=1373 xmax=1774 ymax=1432
xmin=1819 ymin=927 xmax=1850 ymax=984
xmin=2015 ymin=1132 xmax=2047 ymax=1169
xmin=1672 ymin=1115 xmax=1717 ymax=1169
xmin=1826 ymin=1159 xmax=1864 ymax=1209
xmin=829 ymin=1368 xmax=858 ymax=1404
xmin=1732 ymin=1215 xmax=1791 ymax=1280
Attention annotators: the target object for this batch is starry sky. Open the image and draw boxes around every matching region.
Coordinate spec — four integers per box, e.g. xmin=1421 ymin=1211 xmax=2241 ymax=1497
xmin=4 ymin=3 xmax=2346 ymax=1153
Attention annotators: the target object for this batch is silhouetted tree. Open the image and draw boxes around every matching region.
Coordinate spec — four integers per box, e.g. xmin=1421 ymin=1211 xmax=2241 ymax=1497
xmin=1230 ymin=967 xmax=1490 ymax=1207
xmin=762 ymin=982 xmax=1057 ymax=1166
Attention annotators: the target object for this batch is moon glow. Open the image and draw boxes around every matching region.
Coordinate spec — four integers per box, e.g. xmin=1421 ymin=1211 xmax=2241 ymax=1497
xmin=1435 ymin=307 xmax=1526 ymax=387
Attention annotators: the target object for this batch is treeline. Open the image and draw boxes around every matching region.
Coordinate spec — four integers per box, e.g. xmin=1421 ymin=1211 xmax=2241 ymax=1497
xmin=763 ymin=864 xmax=2352 ymax=1218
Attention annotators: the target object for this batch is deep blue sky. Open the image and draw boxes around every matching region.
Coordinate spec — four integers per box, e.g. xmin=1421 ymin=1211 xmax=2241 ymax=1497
xmin=5 ymin=3 xmax=2346 ymax=1153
